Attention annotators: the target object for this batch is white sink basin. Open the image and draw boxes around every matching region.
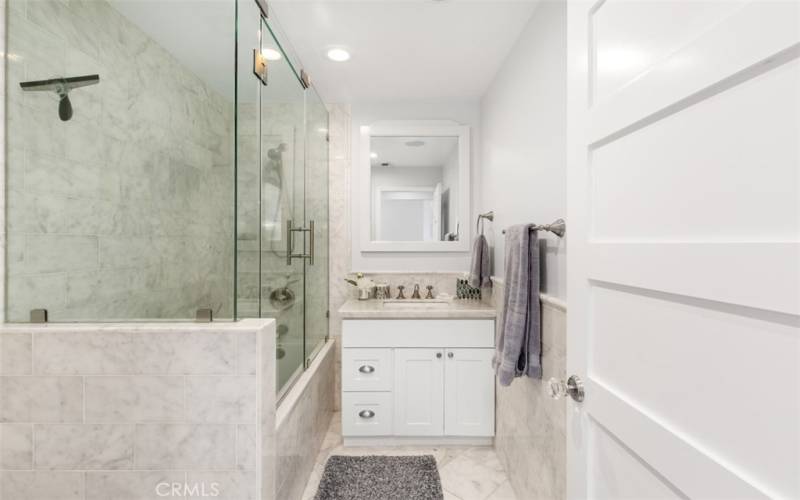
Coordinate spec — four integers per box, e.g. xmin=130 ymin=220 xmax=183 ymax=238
xmin=382 ymin=299 xmax=451 ymax=310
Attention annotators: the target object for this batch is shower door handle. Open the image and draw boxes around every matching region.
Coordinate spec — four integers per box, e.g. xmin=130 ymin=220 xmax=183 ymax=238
xmin=286 ymin=219 xmax=315 ymax=265
xmin=308 ymin=220 xmax=315 ymax=266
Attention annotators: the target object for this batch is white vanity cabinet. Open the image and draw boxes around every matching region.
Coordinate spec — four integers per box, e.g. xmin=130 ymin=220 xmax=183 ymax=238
xmin=341 ymin=318 xmax=496 ymax=444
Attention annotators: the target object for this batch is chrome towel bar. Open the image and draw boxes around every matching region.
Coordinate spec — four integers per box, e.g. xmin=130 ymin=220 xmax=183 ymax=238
xmin=501 ymin=218 xmax=566 ymax=238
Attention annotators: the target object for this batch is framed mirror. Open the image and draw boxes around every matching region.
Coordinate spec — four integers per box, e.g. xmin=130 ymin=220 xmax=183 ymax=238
xmin=359 ymin=122 xmax=471 ymax=252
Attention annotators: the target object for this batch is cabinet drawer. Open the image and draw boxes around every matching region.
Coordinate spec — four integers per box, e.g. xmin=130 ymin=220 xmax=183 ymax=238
xmin=342 ymin=392 xmax=393 ymax=437
xmin=342 ymin=348 xmax=393 ymax=392
xmin=343 ymin=319 xmax=495 ymax=348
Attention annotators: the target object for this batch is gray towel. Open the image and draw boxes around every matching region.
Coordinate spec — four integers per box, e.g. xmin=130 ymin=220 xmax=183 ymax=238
xmin=468 ymin=234 xmax=492 ymax=288
xmin=494 ymin=224 xmax=541 ymax=386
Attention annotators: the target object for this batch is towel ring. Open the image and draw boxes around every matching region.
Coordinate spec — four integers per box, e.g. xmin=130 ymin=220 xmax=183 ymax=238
xmin=476 ymin=211 xmax=494 ymax=235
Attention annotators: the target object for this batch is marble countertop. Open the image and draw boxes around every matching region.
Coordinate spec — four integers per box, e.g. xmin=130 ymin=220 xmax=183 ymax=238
xmin=339 ymin=299 xmax=496 ymax=319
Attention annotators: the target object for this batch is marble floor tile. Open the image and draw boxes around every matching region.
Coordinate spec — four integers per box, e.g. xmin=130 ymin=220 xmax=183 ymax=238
xmin=299 ymin=413 xmax=516 ymax=500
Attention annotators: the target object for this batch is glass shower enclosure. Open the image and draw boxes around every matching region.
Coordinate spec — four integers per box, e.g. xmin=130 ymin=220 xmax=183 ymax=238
xmin=236 ymin=2 xmax=330 ymax=399
xmin=3 ymin=0 xmax=329 ymax=398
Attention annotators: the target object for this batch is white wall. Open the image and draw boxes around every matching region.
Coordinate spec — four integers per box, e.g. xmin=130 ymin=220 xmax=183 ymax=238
xmin=350 ymin=100 xmax=480 ymax=272
xmin=442 ymin=147 xmax=459 ymax=236
xmin=479 ymin=1 xmax=567 ymax=300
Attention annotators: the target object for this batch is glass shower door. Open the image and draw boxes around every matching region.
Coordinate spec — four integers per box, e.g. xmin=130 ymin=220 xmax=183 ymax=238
xmin=304 ymin=88 xmax=330 ymax=362
xmin=236 ymin=2 xmax=329 ymax=398
xmin=259 ymin=17 xmax=308 ymax=397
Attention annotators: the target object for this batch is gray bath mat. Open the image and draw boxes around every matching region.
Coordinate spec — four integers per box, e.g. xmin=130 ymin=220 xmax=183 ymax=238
xmin=314 ymin=455 xmax=444 ymax=500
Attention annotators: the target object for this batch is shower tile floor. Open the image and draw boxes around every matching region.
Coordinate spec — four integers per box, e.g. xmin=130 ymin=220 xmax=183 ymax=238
xmin=301 ymin=413 xmax=518 ymax=500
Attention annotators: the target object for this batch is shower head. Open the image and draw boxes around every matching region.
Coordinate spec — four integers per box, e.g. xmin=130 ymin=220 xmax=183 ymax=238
xmin=20 ymin=74 xmax=100 ymax=121
xmin=267 ymin=143 xmax=288 ymax=160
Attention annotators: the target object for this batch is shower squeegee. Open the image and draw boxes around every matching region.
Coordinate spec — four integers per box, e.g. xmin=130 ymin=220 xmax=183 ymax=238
xmin=20 ymin=74 xmax=100 ymax=122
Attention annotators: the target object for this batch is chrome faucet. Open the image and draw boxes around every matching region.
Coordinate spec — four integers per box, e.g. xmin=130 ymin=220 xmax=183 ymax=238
xmin=411 ymin=284 xmax=421 ymax=299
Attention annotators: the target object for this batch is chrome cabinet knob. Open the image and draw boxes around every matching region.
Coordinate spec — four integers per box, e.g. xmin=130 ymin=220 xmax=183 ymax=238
xmin=358 ymin=409 xmax=375 ymax=419
xmin=548 ymin=375 xmax=585 ymax=402
xmin=358 ymin=365 xmax=375 ymax=374
xmin=436 ymin=352 xmax=442 ymax=359
xmin=447 ymin=352 xmax=454 ymax=359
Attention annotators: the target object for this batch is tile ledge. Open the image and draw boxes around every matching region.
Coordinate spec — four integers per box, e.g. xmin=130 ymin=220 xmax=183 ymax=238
xmin=490 ymin=276 xmax=566 ymax=312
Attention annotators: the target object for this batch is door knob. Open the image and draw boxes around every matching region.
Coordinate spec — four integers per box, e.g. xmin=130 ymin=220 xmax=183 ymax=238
xmin=548 ymin=375 xmax=585 ymax=402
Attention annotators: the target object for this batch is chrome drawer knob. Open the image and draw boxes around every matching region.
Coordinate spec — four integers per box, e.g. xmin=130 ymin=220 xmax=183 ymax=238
xmin=548 ymin=375 xmax=585 ymax=402
xmin=447 ymin=352 xmax=454 ymax=359
xmin=358 ymin=409 xmax=375 ymax=419
xmin=358 ymin=365 xmax=375 ymax=374
xmin=436 ymin=352 xmax=442 ymax=359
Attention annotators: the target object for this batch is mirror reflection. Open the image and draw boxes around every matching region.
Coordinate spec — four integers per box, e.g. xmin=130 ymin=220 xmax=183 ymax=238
xmin=370 ymin=136 xmax=460 ymax=242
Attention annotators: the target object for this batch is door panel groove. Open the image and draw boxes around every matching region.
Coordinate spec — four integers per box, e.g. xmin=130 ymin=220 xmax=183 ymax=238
xmin=590 ymin=42 xmax=799 ymax=149
xmin=587 ymin=378 xmax=772 ymax=499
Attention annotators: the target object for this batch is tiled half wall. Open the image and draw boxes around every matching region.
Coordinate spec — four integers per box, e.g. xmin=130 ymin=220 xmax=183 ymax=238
xmin=491 ymin=277 xmax=567 ymax=500
xmin=0 ymin=319 xmax=276 ymax=500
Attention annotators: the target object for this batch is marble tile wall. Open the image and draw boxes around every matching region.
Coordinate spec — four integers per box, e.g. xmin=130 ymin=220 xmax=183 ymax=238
xmin=275 ymin=342 xmax=335 ymax=500
xmin=0 ymin=319 xmax=276 ymax=500
xmin=0 ymin=0 xmax=6 ymax=323
xmin=5 ymin=0 xmax=235 ymax=322
xmin=491 ymin=278 xmax=567 ymax=500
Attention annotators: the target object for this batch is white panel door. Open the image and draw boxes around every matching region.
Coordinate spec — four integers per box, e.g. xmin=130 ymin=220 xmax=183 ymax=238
xmin=443 ymin=348 xmax=495 ymax=436
xmin=567 ymin=1 xmax=800 ymax=499
xmin=394 ymin=348 xmax=444 ymax=436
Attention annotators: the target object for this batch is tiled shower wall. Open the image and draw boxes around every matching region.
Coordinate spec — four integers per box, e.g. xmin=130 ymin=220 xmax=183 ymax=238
xmin=491 ymin=278 xmax=567 ymax=499
xmin=0 ymin=319 xmax=276 ymax=500
xmin=5 ymin=0 xmax=235 ymax=321
xmin=275 ymin=343 xmax=335 ymax=500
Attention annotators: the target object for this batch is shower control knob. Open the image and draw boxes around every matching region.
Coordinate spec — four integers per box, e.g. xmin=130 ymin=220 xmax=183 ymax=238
xmin=358 ymin=410 xmax=375 ymax=419
xmin=548 ymin=375 xmax=585 ymax=402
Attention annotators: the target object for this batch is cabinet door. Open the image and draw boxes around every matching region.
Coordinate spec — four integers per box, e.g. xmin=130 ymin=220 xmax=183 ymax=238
xmin=394 ymin=348 xmax=444 ymax=436
xmin=444 ymin=348 xmax=495 ymax=436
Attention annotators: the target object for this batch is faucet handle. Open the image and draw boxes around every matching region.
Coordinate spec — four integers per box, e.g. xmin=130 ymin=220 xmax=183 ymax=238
xmin=396 ymin=285 xmax=406 ymax=300
xmin=425 ymin=285 xmax=434 ymax=299
xmin=411 ymin=284 xmax=421 ymax=299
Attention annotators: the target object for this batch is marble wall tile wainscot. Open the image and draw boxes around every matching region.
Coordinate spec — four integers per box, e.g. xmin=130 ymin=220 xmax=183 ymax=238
xmin=84 ymin=376 xmax=185 ymax=423
xmin=0 ymin=376 xmax=83 ymax=422
xmin=0 ymin=319 xmax=277 ymax=500
xmin=5 ymin=0 xmax=235 ymax=321
xmin=275 ymin=342 xmax=335 ymax=500
xmin=0 ymin=332 xmax=31 ymax=375
xmin=327 ymin=104 xmax=352 ymax=412
xmin=34 ymin=424 xmax=135 ymax=469
xmin=0 ymin=424 xmax=33 ymax=469
xmin=491 ymin=277 xmax=567 ymax=500
xmin=1 ymin=471 xmax=85 ymax=500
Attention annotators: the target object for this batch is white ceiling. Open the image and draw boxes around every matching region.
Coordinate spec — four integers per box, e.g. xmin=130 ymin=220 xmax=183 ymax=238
xmin=109 ymin=0 xmax=539 ymax=104
xmin=269 ymin=0 xmax=540 ymax=103
xmin=371 ymin=136 xmax=458 ymax=168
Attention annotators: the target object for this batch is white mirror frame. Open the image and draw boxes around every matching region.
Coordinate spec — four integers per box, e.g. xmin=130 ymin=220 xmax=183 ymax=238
xmin=359 ymin=122 xmax=471 ymax=252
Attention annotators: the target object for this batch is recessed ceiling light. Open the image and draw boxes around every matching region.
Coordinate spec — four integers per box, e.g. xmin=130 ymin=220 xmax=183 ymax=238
xmin=261 ymin=48 xmax=282 ymax=61
xmin=327 ymin=48 xmax=351 ymax=62
xmin=370 ymin=152 xmax=378 ymax=159
xmin=405 ymin=140 xmax=426 ymax=147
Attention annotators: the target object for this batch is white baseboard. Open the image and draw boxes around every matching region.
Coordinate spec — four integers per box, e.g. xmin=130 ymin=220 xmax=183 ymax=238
xmin=342 ymin=436 xmax=493 ymax=447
